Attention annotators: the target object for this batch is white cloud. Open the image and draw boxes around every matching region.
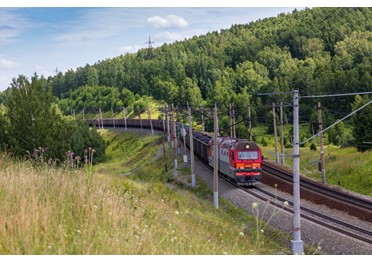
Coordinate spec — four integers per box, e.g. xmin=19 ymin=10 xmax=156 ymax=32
xmin=147 ymin=15 xmax=188 ymax=29
xmin=0 ymin=57 xmax=20 ymax=69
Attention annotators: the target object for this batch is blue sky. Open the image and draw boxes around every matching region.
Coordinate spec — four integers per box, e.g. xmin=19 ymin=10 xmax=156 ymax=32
xmin=0 ymin=1 xmax=368 ymax=91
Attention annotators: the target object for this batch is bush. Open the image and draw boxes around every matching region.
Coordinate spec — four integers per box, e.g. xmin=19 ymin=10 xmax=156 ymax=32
xmin=310 ymin=143 xmax=317 ymax=151
xmin=261 ymin=137 xmax=268 ymax=146
xmin=285 ymin=143 xmax=293 ymax=148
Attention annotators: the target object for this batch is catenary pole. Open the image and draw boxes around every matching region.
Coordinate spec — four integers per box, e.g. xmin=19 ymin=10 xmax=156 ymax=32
xmin=230 ymin=103 xmax=233 ymax=137
xmin=248 ymin=104 xmax=252 ymax=141
xmin=272 ymin=103 xmax=279 ymax=163
xmin=280 ymin=101 xmax=285 ymax=164
xmin=166 ymin=104 xmax=171 ymax=142
xmin=188 ymin=106 xmax=196 ymax=187
xmin=317 ymin=102 xmax=326 ymax=184
xmin=213 ymin=104 xmax=219 ymax=209
xmin=172 ymin=104 xmax=178 ymax=173
xmin=232 ymin=103 xmax=236 ymax=138
xmin=291 ymin=90 xmax=304 ymax=255
xmin=162 ymin=105 xmax=166 ymax=134
xmin=201 ymin=103 xmax=205 ymax=133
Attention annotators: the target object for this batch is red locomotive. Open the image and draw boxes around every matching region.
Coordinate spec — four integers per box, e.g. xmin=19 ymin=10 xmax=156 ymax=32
xmin=208 ymin=137 xmax=263 ymax=186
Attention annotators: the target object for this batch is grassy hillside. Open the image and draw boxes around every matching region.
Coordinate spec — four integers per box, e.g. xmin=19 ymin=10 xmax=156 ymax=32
xmin=0 ymin=130 xmax=294 ymax=255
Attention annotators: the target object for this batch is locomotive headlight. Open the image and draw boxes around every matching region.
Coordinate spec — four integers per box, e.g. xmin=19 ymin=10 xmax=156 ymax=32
xmin=245 ymin=145 xmax=250 ymax=149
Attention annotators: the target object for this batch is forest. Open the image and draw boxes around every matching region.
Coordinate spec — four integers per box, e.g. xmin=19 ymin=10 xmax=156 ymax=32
xmin=0 ymin=7 xmax=371 ymax=160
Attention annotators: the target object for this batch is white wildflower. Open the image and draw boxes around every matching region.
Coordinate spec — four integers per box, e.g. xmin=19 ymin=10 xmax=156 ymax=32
xmin=239 ymin=232 xmax=244 ymax=237
xmin=252 ymin=202 xmax=258 ymax=209
xmin=283 ymin=201 xmax=289 ymax=207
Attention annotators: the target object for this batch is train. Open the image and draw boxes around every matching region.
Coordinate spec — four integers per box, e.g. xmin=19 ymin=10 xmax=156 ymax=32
xmin=87 ymin=118 xmax=263 ymax=186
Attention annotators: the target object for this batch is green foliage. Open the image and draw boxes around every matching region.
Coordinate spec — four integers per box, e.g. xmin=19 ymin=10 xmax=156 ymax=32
xmin=69 ymin=121 xmax=106 ymax=164
xmin=5 ymin=74 xmax=57 ymax=157
xmin=2 ymin=75 xmax=105 ymax=164
xmin=56 ymin=85 xmax=137 ymax=115
xmin=327 ymin=122 xmax=346 ymax=146
xmin=45 ymin=8 xmax=370 ymax=112
xmin=261 ymin=137 xmax=268 ymax=147
xmin=5 ymin=7 xmax=367 ymax=136
xmin=352 ymin=95 xmax=372 ymax=152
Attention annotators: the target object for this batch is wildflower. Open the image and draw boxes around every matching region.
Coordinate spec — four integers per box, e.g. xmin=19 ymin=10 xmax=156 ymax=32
xmin=239 ymin=232 xmax=244 ymax=237
xmin=175 ymin=211 xmax=180 ymax=215
xmin=260 ymin=229 xmax=264 ymax=233
xmin=283 ymin=201 xmax=289 ymax=207
xmin=252 ymin=202 xmax=258 ymax=209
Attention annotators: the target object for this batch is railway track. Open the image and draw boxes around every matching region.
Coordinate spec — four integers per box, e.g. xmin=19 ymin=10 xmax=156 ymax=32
xmin=192 ymin=143 xmax=372 ymax=247
xmin=92 ymin=121 xmax=372 ymax=248
xmin=262 ymin=160 xmax=372 ymax=221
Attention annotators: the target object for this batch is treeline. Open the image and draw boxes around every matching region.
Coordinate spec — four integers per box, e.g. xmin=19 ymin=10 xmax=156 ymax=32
xmin=48 ymin=8 xmax=370 ymax=109
xmin=1 ymin=7 xmax=371 ymax=151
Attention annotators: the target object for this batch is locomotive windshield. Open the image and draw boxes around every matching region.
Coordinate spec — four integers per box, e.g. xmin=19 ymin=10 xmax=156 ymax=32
xmin=238 ymin=151 xmax=259 ymax=160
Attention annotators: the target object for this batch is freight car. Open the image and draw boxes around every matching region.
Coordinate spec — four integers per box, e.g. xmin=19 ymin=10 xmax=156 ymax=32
xmin=87 ymin=118 xmax=262 ymax=186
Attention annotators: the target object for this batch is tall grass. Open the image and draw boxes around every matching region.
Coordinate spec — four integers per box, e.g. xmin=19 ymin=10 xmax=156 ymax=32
xmin=0 ymin=130 xmax=290 ymax=254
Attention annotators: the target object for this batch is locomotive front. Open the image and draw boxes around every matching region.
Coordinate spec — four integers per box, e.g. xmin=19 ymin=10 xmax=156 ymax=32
xmin=229 ymin=140 xmax=263 ymax=186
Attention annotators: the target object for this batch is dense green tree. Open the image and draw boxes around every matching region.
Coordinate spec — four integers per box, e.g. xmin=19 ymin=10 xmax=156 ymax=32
xmin=5 ymin=74 xmax=57 ymax=157
xmin=4 ymin=75 xmax=105 ymax=163
xmin=352 ymin=95 xmax=372 ymax=152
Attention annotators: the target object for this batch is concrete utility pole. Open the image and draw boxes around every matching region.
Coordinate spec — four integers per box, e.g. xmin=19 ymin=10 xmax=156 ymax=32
xmin=272 ymin=103 xmax=279 ymax=163
xmin=201 ymin=103 xmax=205 ymax=133
xmin=148 ymin=107 xmax=154 ymax=135
xmin=317 ymin=102 xmax=326 ymax=184
xmin=248 ymin=104 xmax=252 ymax=141
xmin=162 ymin=105 xmax=166 ymax=134
xmin=111 ymin=107 xmax=115 ymax=129
xmin=280 ymin=102 xmax=285 ymax=165
xmin=213 ymin=104 xmax=219 ymax=209
xmin=291 ymin=90 xmax=304 ymax=255
xmin=172 ymin=104 xmax=178 ymax=173
xmin=166 ymin=104 xmax=171 ymax=142
xmin=176 ymin=110 xmax=181 ymax=156
xmin=232 ymin=103 xmax=236 ymax=138
xmin=230 ymin=103 xmax=233 ymax=137
xmin=123 ymin=107 xmax=127 ymax=131
xmin=182 ymin=123 xmax=187 ymax=163
xmin=188 ymin=106 xmax=196 ymax=188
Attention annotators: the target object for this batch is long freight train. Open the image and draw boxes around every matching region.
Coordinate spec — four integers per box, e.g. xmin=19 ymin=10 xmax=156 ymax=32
xmin=87 ymin=118 xmax=263 ymax=186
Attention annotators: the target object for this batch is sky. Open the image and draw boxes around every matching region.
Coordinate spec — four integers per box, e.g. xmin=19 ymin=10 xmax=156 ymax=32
xmin=0 ymin=1 xmax=369 ymax=92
